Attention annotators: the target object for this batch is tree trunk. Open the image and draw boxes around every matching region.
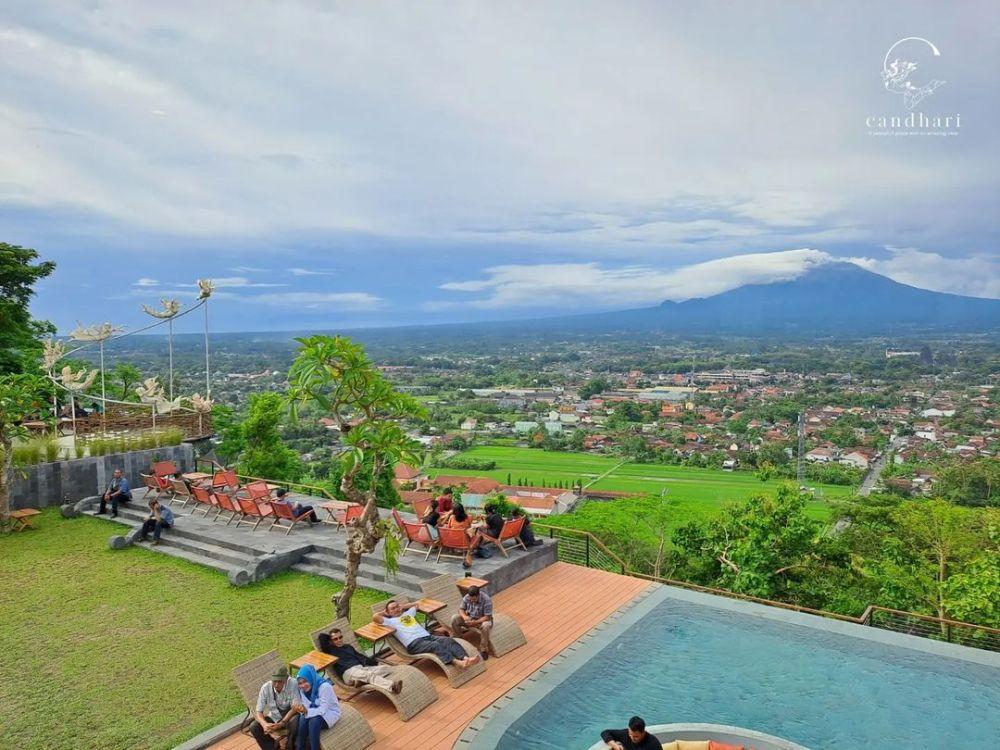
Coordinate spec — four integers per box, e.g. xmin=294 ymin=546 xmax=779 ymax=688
xmin=0 ymin=435 xmax=12 ymax=525
xmin=332 ymin=487 xmax=385 ymax=619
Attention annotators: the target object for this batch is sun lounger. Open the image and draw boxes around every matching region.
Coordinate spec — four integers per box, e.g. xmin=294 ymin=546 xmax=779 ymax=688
xmin=231 ymin=649 xmax=375 ymax=750
xmin=168 ymin=478 xmax=194 ymax=510
xmin=269 ymin=501 xmax=314 ymax=535
xmin=310 ymin=618 xmax=437 ymax=720
xmin=369 ymin=599 xmax=486 ymax=688
xmin=419 ymin=573 xmax=527 ymax=657
xmin=435 ymin=527 xmax=472 ymax=563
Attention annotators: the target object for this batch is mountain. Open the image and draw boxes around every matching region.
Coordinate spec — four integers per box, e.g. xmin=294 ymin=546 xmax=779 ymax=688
xmin=519 ymin=262 xmax=1000 ymax=335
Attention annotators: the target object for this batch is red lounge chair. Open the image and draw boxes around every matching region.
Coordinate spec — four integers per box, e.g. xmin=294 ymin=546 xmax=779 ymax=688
xmin=140 ymin=473 xmax=167 ymax=501
xmin=213 ymin=492 xmax=241 ymax=525
xmin=391 ymin=508 xmax=408 ymax=535
xmin=151 ymin=460 xmax=178 ymax=478
xmin=212 ymin=470 xmax=240 ymax=495
xmin=411 ymin=498 xmax=431 ymax=519
xmin=401 ymin=520 xmax=439 ymax=560
xmin=268 ymin=501 xmax=314 ymax=535
xmin=489 ymin=516 xmax=528 ymax=557
xmin=236 ymin=497 xmax=274 ymax=531
xmin=335 ymin=503 xmax=364 ymax=531
xmin=190 ymin=485 xmax=216 ymax=517
xmin=238 ymin=480 xmax=274 ymax=502
xmin=436 ymin=527 xmax=472 ymax=562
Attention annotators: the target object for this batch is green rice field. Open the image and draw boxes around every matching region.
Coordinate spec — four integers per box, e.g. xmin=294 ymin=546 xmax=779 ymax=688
xmin=429 ymin=445 xmax=855 ymax=524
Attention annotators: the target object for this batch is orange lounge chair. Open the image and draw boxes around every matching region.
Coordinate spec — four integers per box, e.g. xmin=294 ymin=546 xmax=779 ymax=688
xmin=268 ymin=501 xmax=314 ymax=535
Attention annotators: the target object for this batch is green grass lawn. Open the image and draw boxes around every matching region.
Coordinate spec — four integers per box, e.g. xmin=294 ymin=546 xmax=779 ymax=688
xmin=0 ymin=510 xmax=388 ymax=750
xmin=431 ymin=445 xmax=854 ymax=527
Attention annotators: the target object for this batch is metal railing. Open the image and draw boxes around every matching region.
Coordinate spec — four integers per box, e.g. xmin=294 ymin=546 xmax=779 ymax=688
xmin=534 ymin=522 xmax=1000 ymax=652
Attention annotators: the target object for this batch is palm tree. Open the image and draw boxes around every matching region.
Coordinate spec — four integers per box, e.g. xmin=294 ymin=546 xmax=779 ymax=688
xmin=286 ymin=335 xmax=426 ymax=618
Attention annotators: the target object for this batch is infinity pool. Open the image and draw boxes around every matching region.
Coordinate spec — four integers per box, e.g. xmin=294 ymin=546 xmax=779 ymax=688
xmin=489 ymin=589 xmax=1000 ymax=749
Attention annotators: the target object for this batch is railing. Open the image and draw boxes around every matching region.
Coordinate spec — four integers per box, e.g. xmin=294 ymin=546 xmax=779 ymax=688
xmin=534 ymin=522 xmax=1000 ymax=652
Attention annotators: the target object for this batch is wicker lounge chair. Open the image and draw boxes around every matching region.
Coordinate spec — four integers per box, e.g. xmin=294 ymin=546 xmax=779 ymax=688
xmin=310 ymin=618 xmax=437 ymax=720
xmin=370 ymin=599 xmax=486 ymax=688
xmin=231 ymin=649 xmax=376 ymax=750
xmin=419 ymin=573 xmax=527 ymax=657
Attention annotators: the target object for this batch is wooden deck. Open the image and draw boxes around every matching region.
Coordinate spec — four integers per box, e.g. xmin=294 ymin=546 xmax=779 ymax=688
xmin=210 ymin=562 xmax=651 ymax=750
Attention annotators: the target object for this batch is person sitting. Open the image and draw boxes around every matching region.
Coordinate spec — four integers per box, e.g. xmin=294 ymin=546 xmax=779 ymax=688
xmin=318 ymin=627 xmax=402 ymax=693
xmin=601 ymin=716 xmax=662 ymax=750
xmin=443 ymin=502 xmax=472 ymax=532
xmin=449 ymin=585 xmax=493 ymax=660
xmin=421 ymin=498 xmax=441 ymax=540
xmin=98 ymin=468 xmax=132 ymax=517
xmin=250 ymin=665 xmax=300 ymax=750
xmin=435 ymin=486 xmax=455 ymax=513
xmin=293 ymin=664 xmax=340 ymax=750
xmin=463 ymin=504 xmax=504 ymax=568
xmin=274 ymin=488 xmax=318 ymax=524
xmin=374 ymin=600 xmax=481 ymax=668
xmin=513 ymin=507 xmax=544 ymax=546
xmin=138 ymin=498 xmax=174 ymax=545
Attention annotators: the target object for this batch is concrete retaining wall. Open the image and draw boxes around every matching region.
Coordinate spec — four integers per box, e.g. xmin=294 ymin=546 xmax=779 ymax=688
xmin=10 ymin=443 xmax=195 ymax=510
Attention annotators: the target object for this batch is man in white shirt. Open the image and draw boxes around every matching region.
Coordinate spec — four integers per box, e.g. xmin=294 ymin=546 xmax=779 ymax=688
xmin=251 ymin=665 xmax=300 ymax=750
xmin=374 ymin=600 xmax=481 ymax=668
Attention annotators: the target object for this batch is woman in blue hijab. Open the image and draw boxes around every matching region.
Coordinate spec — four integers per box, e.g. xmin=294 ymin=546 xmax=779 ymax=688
xmin=294 ymin=663 xmax=341 ymax=750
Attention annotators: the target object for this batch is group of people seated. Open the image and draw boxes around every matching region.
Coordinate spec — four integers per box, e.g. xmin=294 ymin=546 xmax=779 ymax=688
xmin=248 ymin=587 xmax=497 ymax=749
xmin=249 ymin=664 xmax=340 ymax=750
xmin=420 ymin=487 xmax=543 ymax=568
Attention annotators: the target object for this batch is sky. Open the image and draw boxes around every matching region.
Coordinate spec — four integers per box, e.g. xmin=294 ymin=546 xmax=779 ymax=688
xmin=2 ymin=1 xmax=998 ymax=333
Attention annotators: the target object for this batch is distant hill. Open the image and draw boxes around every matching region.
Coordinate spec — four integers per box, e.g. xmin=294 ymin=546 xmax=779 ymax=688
xmin=521 ymin=262 xmax=1000 ymax=335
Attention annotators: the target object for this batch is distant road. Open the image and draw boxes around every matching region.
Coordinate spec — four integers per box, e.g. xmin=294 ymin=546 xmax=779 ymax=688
xmin=860 ymin=437 xmax=905 ymax=496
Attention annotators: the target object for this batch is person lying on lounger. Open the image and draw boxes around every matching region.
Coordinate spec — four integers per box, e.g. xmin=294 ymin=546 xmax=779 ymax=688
xmin=374 ymin=600 xmax=481 ymax=668
xmin=318 ymin=627 xmax=402 ymax=693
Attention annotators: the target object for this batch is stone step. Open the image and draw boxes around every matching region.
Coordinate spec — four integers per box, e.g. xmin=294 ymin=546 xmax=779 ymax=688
xmin=300 ymin=551 xmax=432 ymax=592
xmin=290 ymin=562 xmax=413 ymax=598
xmin=310 ymin=543 xmax=440 ymax=580
xmin=133 ymin=539 xmax=237 ymax=576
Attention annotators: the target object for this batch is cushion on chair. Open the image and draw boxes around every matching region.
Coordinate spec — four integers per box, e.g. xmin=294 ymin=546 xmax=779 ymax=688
xmin=708 ymin=742 xmax=745 ymax=750
xmin=660 ymin=743 xmax=679 ymax=750
xmin=675 ymin=742 xmax=711 ymax=750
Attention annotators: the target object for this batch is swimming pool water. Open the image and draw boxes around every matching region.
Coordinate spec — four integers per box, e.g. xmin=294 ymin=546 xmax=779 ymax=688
xmin=496 ymin=597 xmax=1000 ymax=749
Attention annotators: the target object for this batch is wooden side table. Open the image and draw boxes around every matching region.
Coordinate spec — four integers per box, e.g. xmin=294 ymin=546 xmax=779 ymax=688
xmin=456 ymin=577 xmax=489 ymax=593
xmin=290 ymin=650 xmax=338 ymax=675
xmin=417 ymin=597 xmax=447 ymax=628
xmin=355 ymin=622 xmax=395 ymax=658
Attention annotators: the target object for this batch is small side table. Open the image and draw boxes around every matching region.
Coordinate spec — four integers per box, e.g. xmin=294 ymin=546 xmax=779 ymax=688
xmin=290 ymin=650 xmax=338 ymax=675
xmin=355 ymin=622 xmax=395 ymax=658
xmin=417 ymin=597 xmax=447 ymax=629
xmin=456 ymin=577 xmax=489 ymax=593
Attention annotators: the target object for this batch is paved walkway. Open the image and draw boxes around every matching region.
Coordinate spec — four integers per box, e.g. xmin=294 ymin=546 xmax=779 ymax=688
xmin=209 ymin=562 xmax=651 ymax=750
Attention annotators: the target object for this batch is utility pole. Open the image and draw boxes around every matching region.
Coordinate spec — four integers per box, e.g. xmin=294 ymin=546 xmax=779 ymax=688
xmin=797 ymin=412 xmax=806 ymax=487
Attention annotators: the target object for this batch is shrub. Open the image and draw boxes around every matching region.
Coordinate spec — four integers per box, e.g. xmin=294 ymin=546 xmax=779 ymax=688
xmin=441 ymin=456 xmax=497 ymax=471
xmin=43 ymin=438 xmax=61 ymax=463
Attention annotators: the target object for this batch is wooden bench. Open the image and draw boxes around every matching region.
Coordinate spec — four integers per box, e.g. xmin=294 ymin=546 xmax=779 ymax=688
xmin=8 ymin=508 xmax=41 ymax=532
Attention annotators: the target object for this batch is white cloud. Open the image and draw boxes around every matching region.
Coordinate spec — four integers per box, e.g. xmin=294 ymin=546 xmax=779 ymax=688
xmin=232 ymin=265 xmax=268 ymax=273
xmin=289 ymin=267 xmax=335 ymax=277
xmin=208 ymin=276 xmax=286 ymax=288
xmin=253 ymin=291 xmax=381 ymax=309
xmin=133 ymin=277 xmax=159 ymax=287
xmin=849 ymin=247 xmax=1000 ymax=299
xmin=440 ymin=249 xmax=835 ymax=308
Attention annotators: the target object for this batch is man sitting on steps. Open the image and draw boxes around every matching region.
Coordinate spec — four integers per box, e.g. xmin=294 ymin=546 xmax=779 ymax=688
xmin=318 ymin=627 xmax=402 ymax=693
xmin=97 ymin=468 xmax=132 ymax=517
xmin=374 ymin=600 xmax=481 ymax=668
xmin=138 ymin=498 xmax=174 ymax=545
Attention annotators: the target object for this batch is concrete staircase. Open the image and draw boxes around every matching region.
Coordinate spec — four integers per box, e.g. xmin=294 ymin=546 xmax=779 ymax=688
xmin=292 ymin=544 xmax=437 ymax=598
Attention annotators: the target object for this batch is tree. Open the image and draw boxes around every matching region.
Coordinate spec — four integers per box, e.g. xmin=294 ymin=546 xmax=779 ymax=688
xmin=670 ymin=485 xmax=822 ymax=599
xmin=110 ymin=363 xmax=143 ymax=401
xmin=286 ymin=335 xmax=425 ymax=619
xmin=0 ymin=374 xmax=48 ymax=525
xmin=935 ymin=458 xmax=999 ymax=507
xmin=579 ymin=377 xmax=610 ymax=400
xmin=0 ymin=243 xmax=56 ymax=375
xmin=237 ymin=392 xmax=303 ymax=482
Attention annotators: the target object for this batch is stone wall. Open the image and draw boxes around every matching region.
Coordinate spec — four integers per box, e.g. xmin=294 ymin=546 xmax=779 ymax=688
xmin=10 ymin=443 xmax=195 ymax=510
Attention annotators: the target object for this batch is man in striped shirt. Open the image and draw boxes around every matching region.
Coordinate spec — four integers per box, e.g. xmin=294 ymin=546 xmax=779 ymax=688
xmin=449 ymin=585 xmax=494 ymax=660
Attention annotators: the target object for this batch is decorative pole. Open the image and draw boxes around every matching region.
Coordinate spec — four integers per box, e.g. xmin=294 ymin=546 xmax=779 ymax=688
xmin=141 ymin=299 xmax=181 ymax=402
xmin=197 ymin=280 xmax=215 ymax=400
xmin=69 ymin=322 xmax=123 ymax=432
xmin=58 ymin=364 xmax=98 ymax=439
xmin=42 ymin=340 xmax=65 ymax=438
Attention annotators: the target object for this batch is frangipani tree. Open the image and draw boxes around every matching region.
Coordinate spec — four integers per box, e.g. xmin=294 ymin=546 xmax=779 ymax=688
xmin=0 ymin=374 xmax=48 ymax=527
xmin=286 ymin=335 xmax=426 ymax=619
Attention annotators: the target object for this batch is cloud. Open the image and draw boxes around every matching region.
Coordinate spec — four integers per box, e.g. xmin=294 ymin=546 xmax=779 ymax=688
xmin=206 ymin=276 xmax=286 ymax=288
xmin=440 ymin=249 xmax=835 ymax=308
xmin=232 ymin=265 xmax=268 ymax=273
xmin=289 ymin=267 xmax=335 ymax=276
xmin=133 ymin=277 xmax=159 ymax=287
xmin=253 ymin=291 xmax=381 ymax=309
xmin=849 ymin=247 xmax=1000 ymax=299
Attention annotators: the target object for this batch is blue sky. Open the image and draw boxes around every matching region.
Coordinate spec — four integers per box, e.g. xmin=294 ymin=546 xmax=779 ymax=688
xmin=2 ymin=1 xmax=997 ymax=332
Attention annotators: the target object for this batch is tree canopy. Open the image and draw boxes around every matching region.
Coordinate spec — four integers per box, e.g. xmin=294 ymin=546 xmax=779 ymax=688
xmin=0 ymin=243 xmax=56 ymax=375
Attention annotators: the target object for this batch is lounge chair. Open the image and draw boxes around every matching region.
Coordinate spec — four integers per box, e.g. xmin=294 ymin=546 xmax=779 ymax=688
xmin=140 ymin=473 xmax=167 ymax=502
xmin=269 ymin=501 xmax=314 ymax=535
xmin=369 ymin=599 xmax=486 ymax=688
xmin=189 ymin=485 xmax=217 ymax=517
xmin=231 ymin=650 xmax=375 ymax=750
xmin=492 ymin=516 xmax=528 ymax=557
xmin=151 ymin=460 xmax=178 ymax=477
xmin=310 ymin=618 xmax=437 ymax=720
xmin=435 ymin=527 xmax=472 ymax=563
xmin=168 ymin=478 xmax=194 ymax=510
xmin=419 ymin=573 xmax=527 ymax=657
xmin=399 ymin=517 xmax=439 ymax=561
xmin=213 ymin=491 xmax=241 ymax=525
xmin=411 ymin=497 xmax=431 ymax=519
xmin=212 ymin=469 xmax=240 ymax=495
xmin=336 ymin=503 xmax=364 ymax=531
xmin=236 ymin=497 xmax=274 ymax=531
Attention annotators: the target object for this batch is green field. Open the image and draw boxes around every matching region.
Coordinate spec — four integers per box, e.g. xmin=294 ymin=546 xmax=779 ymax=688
xmin=0 ymin=511 xmax=387 ymax=750
xmin=429 ymin=445 xmax=854 ymax=525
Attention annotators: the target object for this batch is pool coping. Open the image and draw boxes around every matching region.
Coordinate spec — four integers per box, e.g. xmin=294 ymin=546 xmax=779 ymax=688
xmin=458 ymin=581 xmax=1000 ymax=749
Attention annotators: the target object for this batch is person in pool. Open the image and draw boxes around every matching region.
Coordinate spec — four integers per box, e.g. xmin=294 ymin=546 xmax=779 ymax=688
xmin=601 ymin=715 xmax=662 ymax=750
xmin=292 ymin=664 xmax=340 ymax=750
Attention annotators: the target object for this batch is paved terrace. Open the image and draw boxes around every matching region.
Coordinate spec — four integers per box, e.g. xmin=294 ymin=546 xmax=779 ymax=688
xmin=209 ymin=563 xmax=652 ymax=750
xmin=81 ymin=492 xmax=556 ymax=598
